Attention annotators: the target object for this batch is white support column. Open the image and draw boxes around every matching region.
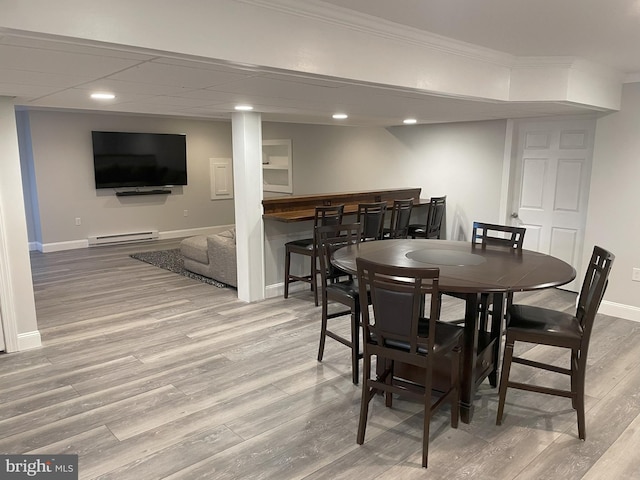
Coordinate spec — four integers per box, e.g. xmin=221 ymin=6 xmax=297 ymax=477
xmin=0 ymin=97 xmax=40 ymax=351
xmin=231 ymin=111 xmax=265 ymax=303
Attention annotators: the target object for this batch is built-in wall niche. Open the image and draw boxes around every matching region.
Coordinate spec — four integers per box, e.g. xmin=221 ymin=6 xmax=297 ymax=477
xmin=262 ymin=139 xmax=292 ymax=194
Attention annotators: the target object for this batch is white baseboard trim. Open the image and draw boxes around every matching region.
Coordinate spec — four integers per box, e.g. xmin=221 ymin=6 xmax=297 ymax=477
xmin=36 ymin=225 xmax=236 ymax=252
xmin=17 ymin=330 xmax=42 ymax=351
xmin=39 ymin=239 xmax=89 ymax=253
xmin=160 ymin=225 xmax=235 ymax=239
xmin=599 ymin=300 xmax=640 ymax=323
xmin=265 ymin=281 xmax=309 ymax=299
xmin=265 ymin=283 xmax=282 ymax=299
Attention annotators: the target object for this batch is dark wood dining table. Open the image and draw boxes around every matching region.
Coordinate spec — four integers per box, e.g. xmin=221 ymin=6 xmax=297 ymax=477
xmin=331 ymin=239 xmax=576 ymax=423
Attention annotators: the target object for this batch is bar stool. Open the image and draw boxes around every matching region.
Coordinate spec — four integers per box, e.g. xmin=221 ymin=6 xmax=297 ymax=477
xmin=408 ymin=195 xmax=446 ymax=239
xmin=357 ymin=202 xmax=387 ymax=241
xmin=283 ymin=204 xmax=344 ymax=305
xmin=383 ymin=198 xmax=414 ymax=239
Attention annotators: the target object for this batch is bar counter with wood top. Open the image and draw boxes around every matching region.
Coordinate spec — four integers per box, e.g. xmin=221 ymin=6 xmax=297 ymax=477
xmin=262 ymin=188 xmax=430 ymax=298
xmin=262 ymin=187 xmax=426 ymax=222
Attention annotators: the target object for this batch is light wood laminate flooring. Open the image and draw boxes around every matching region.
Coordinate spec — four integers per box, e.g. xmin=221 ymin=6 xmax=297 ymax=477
xmin=1 ymin=240 xmax=639 ymax=479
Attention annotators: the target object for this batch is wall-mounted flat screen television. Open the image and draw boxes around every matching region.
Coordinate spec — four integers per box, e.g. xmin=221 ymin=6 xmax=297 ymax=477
xmin=92 ymin=131 xmax=187 ymax=188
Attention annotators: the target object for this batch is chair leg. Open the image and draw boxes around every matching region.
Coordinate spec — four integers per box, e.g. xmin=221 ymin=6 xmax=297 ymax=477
xmin=317 ymin=298 xmax=328 ymax=362
xmin=570 ymin=349 xmax=578 ymax=409
xmin=350 ymin=302 xmax=360 ymax=384
xmin=357 ymin=353 xmax=374 ymax=445
xmin=284 ymin=248 xmax=291 ymax=299
xmin=496 ymin=335 xmax=515 ymax=425
xmin=451 ymin=345 xmax=462 ymax=429
xmin=311 ymin=252 xmax=319 ymax=307
xmin=385 ymin=359 xmax=394 ymax=408
xmin=422 ymin=369 xmax=433 ymax=468
xmin=574 ymin=350 xmax=587 ymax=440
xmin=488 ymin=292 xmax=505 ymax=388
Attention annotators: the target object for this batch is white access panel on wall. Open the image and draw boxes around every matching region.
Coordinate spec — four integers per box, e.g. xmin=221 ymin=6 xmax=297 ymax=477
xmin=210 ymin=158 xmax=234 ymax=200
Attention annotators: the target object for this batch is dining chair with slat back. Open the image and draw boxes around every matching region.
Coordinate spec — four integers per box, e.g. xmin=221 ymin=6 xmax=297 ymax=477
xmin=316 ymin=222 xmax=365 ymax=384
xmin=472 ymin=221 xmax=525 ymax=249
xmin=445 ymin=221 xmax=526 ymax=386
xmin=355 ymin=257 xmax=463 ymax=468
xmin=357 ymin=202 xmax=387 ymax=241
xmin=284 ymin=204 xmax=344 ymax=305
xmin=496 ymin=245 xmax=614 ymax=440
xmin=473 ymin=221 xmax=526 ymax=336
xmin=383 ymin=198 xmax=414 ymax=239
xmin=409 ymin=195 xmax=446 ymax=239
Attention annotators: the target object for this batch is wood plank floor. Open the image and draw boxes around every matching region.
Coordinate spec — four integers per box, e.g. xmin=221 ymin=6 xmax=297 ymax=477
xmin=1 ymin=239 xmax=639 ymax=479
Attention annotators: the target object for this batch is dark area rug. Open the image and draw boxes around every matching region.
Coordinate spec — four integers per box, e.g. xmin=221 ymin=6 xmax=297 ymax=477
xmin=130 ymin=248 xmax=227 ymax=288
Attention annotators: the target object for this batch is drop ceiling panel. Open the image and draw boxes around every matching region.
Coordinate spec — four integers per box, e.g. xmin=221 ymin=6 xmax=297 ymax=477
xmin=0 ymin=68 xmax=95 ymax=88
xmin=203 ymin=75 xmax=350 ymax=103
xmin=27 ymin=88 xmax=157 ymax=109
xmin=107 ymin=62 xmax=252 ymax=88
xmin=78 ymin=78 xmax=200 ymax=96
xmin=0 ymin=34 xmax=154 ymax=60
xmin=0 ymin=82 xmax=61 ymax=97
xmin=0 ymin=44 xmax=143 ymax=77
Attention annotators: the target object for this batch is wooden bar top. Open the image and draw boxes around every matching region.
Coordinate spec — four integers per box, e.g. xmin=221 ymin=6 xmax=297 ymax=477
xmin=262 ymin=188 xmax=426 ymax=222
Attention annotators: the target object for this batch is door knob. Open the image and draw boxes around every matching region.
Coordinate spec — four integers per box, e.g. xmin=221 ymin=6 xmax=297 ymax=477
xmin=511 ymin=212 xmax=519 ymax=218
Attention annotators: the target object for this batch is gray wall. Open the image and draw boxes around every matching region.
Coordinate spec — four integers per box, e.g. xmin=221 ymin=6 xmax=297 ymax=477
xmin=263 ymin=120 xmax=508 ymax=241
xmin=587 ymin=82 xmax=640 ymax=310
xmin=23 ymin=112 xmax=508 ymax=250
xmin=23 ymin=111 xmax=235 ymax=248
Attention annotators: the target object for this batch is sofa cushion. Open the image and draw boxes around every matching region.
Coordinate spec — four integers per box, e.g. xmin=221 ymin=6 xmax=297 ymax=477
xmin=180 ymin=235 xmax=209 ymax=264
xmin=216 ymin=228 xmax=236 ymax=241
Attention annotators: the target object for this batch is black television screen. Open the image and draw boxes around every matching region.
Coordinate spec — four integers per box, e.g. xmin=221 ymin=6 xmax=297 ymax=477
xmin=92 ymin=131 xmax=187 ymax=188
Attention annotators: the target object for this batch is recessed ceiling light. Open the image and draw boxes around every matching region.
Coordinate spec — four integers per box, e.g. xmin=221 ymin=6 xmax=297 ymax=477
xmin=403 ymin=118 xmax=417 ymax=124
xmin=234 ymin=105 xmax=254 ymax=111
xmin=332 ymin=113 xmax=348 ymax=120
xmin=90 ymin=92 xmax=115 ymax=100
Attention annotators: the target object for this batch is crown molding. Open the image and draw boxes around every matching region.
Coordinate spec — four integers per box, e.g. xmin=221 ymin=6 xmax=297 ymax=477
xmin=514 ymin=56 xmax=622 ymax=79
xmin=239 ymin=0 xmax=627 ymax=83
xmin=237 ymin=0 xmax=515 ymax=67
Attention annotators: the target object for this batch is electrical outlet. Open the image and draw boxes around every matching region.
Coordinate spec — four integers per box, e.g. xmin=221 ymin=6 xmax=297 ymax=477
xmin=183 ymin=210 xmax=189 ymax=217
xmin=75 ymin=217 xmax=81 ymax=226
xmin=633 ymin=267 xmax=640 ymax=282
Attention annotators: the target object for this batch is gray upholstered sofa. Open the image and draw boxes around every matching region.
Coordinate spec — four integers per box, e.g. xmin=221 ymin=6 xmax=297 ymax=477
xmin=180 ymin=228 xmax=237 ymax=287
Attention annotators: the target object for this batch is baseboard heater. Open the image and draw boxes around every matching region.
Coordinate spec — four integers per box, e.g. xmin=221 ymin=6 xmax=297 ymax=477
xmin=88 ymin=230 xmax=159 ymax=246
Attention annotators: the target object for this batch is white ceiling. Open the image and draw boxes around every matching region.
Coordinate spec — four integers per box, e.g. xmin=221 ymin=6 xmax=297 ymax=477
xmin=2 ymin=0 xmax=639 ymax=127
xmin=325 ymin=0 xmax=640 ymax=74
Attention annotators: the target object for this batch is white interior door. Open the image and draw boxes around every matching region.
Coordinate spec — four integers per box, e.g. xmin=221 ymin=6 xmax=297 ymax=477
xmin=511 ymin=118 xmax=596 ymax=291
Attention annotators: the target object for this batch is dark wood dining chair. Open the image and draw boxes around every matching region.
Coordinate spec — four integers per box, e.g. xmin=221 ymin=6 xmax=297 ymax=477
xmin=409 ymin=195 xmax=446 ymax=239
xmin=472 ymin=221 xmax=525 ymax=249
xmin=383 ymin=198 xmax=414 ymax=239
xmin=284 ymin=204 xmax=344 ymax=306
xmin=357 ymin=202 xmax=387 ymax=241
xmin=316 ymin=222 xmax=365 ymax=384
xmin=496 ymin=245 xmax=614 ymax=440
xmin=355 ymin=257 xmax=463 ymax=468
xmin=472 ymin=221 xmax=526 ymax=333
xmin=445 ymin=221 xmax=526 ymax=385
